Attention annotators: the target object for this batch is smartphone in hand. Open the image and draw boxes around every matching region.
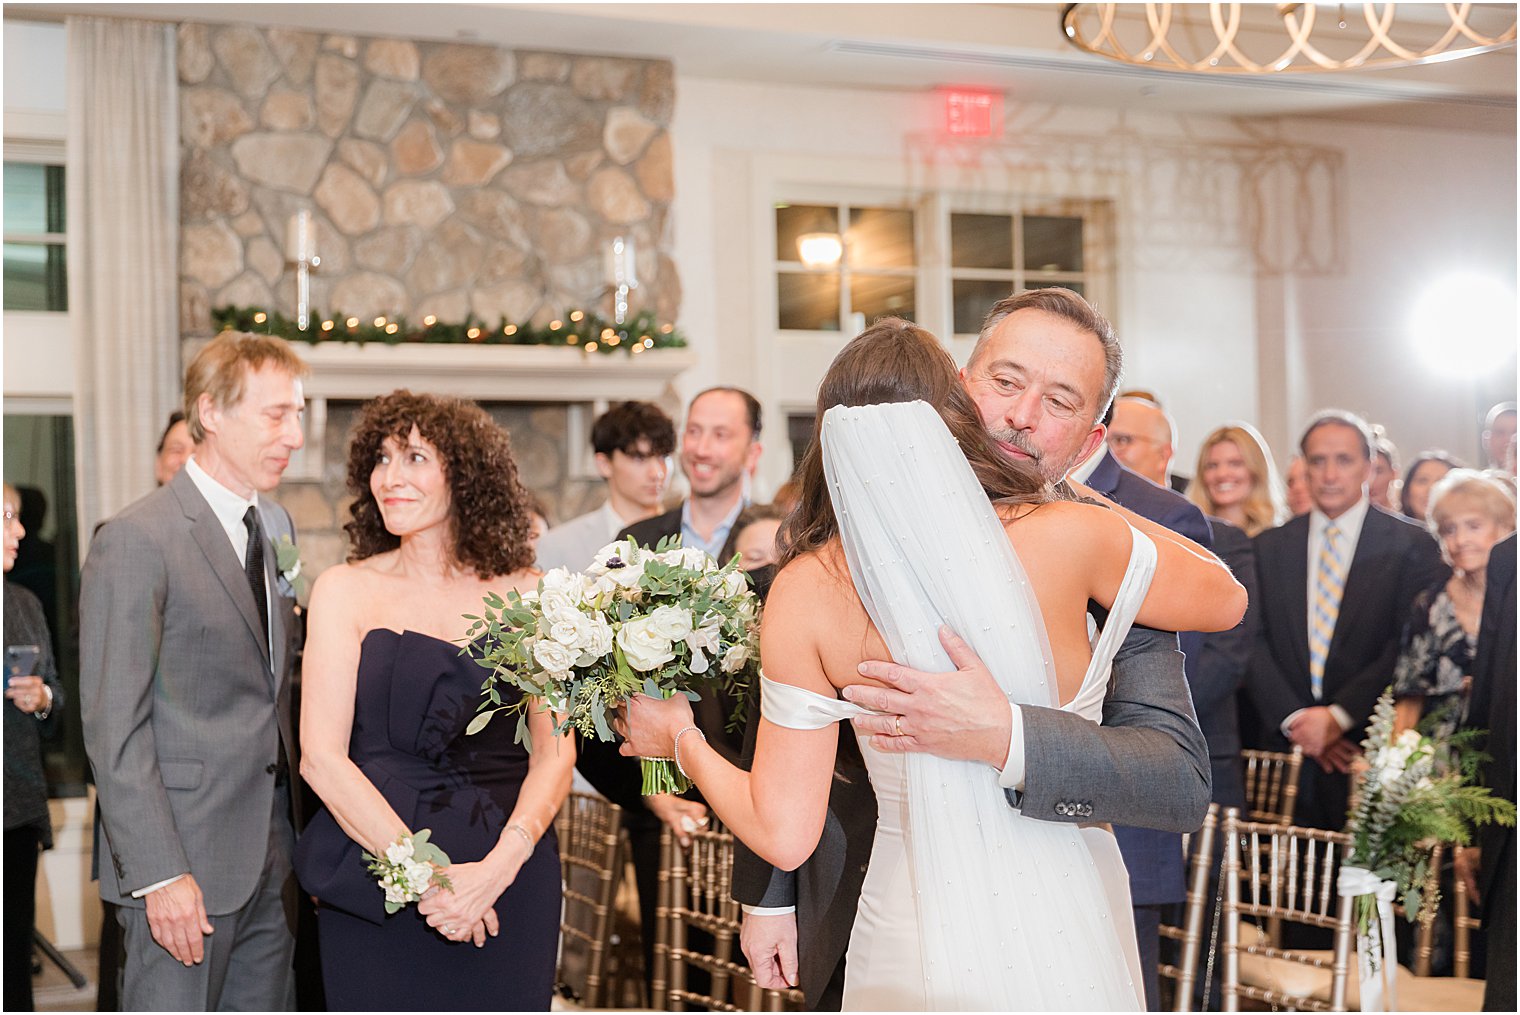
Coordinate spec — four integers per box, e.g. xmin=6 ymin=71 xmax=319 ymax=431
xmin=6 ymin=644 xmax=40 ymax=679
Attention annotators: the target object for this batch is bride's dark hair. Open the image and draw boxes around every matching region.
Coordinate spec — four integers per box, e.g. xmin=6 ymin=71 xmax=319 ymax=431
xmin=778 ymin=317 xmax=1049 ymax=569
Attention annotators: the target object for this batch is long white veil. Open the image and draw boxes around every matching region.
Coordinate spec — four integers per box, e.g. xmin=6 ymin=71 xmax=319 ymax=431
xmin=820 ymin=399 xmax=1140 ymax=1010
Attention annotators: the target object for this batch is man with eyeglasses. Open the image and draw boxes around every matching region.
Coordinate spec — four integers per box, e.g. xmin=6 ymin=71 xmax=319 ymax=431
xmin=1107 ymin=393 xmax=1183 ymax=493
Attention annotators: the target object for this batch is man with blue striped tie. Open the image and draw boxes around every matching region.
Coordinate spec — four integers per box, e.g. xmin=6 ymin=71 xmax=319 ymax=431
xmin=1248 ymin=410 xmax=1446 ymax=833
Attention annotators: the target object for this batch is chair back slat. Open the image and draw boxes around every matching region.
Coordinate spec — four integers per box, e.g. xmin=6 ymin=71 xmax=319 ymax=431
xmin=1159 ymin=803 xmax=1220 ymax=1011
xmin=1242 ymin=747 xmax=1305 ymax=825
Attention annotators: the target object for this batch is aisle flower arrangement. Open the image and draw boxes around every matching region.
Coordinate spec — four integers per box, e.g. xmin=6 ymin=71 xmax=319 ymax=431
xmin=466 ymin=536 xmax=759 ymax=794
xmin=1339 ymin=689 xmax=1514 ymax=1009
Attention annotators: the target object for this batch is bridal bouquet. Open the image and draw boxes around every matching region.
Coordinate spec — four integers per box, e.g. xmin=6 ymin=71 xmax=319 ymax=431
xmin=467 ymin=535 xmax=760 ymax=795
xmin=1340 ymin=689 xmax=1514 ymax=1008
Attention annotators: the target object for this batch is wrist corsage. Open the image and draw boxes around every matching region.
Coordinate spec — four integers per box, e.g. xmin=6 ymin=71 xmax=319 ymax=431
xmin=363 ymin=830 xmax=452 ymax=914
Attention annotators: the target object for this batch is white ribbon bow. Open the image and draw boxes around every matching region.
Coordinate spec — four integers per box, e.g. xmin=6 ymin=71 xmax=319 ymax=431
xmin=1338 ymin=865 xmax=1398 ymax=1012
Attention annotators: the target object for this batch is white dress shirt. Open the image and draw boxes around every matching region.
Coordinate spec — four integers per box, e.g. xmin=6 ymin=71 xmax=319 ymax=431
xmin=1282 ymin=496 xmax=1371 ymax=735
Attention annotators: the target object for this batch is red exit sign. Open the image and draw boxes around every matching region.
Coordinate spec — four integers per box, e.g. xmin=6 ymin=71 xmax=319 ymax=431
xmin=942 ymin=89 xmax=1003 ymax=138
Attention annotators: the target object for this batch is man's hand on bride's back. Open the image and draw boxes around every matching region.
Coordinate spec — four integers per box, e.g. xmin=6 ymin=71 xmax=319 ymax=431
xmin=845 ymin=626 xmax=1012 ymax=768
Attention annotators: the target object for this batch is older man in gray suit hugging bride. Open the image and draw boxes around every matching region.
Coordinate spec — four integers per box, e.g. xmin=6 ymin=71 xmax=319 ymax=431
xmin=735 ymin=289 xmax=1215 ymax=1008
xmin=82 ymin=331 xmax=308 ymax=1011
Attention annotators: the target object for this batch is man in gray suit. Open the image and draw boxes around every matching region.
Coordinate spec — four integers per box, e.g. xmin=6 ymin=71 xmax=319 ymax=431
xmin=739 ymin=289 xmax=1212 ymax=1005
xmin=82 ymin=331 xmax=308 ymax=1011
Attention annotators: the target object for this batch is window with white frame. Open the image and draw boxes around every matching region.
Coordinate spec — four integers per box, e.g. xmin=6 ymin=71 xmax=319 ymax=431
xmin=3 ymin=158 xmax=67 ymax=311
xmin=773 ymin=196 xmax=1110 ymax=340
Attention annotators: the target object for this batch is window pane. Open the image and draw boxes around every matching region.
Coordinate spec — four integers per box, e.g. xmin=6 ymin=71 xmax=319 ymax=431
xmin=778 ymin=271 xmax=840 ymax=331
xmin=851 ymin=273 xmax=915 ymax=323
xmin=776 ymin=204 xmax=839 ymax=263
xmin=4 ymin=162 xmax=65 ymax=235
xmin=952 ymin=278 xmax=1013 ymax=335
xmin=1023 ymin=216 xmax=1083 ymax=272
xmin=4 ymin=242 xmax=68 ymax=311
xmin=951 ymin=213 xmax=1013 ymax=270
xmin=1024 ymin=279 xmax=1085 ymax=299
xmin=848 ymin=207 xmax=914 ymax=268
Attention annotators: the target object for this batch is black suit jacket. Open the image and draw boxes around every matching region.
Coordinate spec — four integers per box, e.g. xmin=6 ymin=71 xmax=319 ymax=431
xmin=1193 ymin=518 xmax=1255 ymax=810
xmin=1467 ymin=533 xmax=1515 ymax=920
xmin=1249 ymin=504 xmax=1447 ymax=827
xmin=1087 ymin=449 xmax=1213 ymax=906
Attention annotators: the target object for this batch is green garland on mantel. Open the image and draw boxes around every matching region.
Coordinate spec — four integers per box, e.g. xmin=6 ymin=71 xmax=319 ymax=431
xmin=211 ymin=305 xmax=688 ymax=355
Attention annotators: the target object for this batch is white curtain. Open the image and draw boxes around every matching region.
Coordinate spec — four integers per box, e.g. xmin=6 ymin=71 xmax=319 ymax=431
xmin=66 ymin=17 xmax=180 ymax=536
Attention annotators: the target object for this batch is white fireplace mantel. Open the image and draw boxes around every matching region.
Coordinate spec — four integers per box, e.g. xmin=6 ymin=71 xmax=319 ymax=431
xmin=180 ymin=339 xmax=697 ymax=481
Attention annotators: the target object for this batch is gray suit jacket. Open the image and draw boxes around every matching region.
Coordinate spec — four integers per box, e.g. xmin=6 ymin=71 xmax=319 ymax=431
xmin=81 ymin=467 xmax=299 ymax=914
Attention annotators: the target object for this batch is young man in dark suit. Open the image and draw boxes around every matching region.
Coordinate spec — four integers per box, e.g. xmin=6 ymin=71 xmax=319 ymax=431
xmin=1249 ymin=410 xmax=1447 ymax=833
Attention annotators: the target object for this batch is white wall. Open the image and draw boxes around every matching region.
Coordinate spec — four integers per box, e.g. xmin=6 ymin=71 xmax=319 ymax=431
xmin=3 ymin=19 xmax=67 ymax=113
xmin=671 ymin=75 xmax=1517 ymax=490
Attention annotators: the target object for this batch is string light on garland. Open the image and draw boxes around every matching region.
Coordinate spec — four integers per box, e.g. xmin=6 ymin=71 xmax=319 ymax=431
xmin=213 ymin=304 xmax=688 ymax=355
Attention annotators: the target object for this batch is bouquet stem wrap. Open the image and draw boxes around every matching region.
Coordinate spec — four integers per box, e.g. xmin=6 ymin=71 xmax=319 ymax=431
xmin=1338 ymin=866 xmax=1398 ymax=1012
xmin=640 ymin=687 xmax=691 ymax=795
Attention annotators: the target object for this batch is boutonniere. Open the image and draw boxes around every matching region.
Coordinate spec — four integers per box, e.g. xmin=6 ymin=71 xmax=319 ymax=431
xmin=274 ymin=535 xmax=308 ymax=598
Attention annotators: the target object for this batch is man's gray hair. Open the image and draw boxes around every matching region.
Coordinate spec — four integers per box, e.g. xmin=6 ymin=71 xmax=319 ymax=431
xmin=1299 ymin=409 xmax=1374 ymax=461
xmin=970 ymin=287 xmax=1123 ymax=424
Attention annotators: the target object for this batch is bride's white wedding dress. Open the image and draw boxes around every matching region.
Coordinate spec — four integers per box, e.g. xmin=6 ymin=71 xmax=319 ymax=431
xmin=761 ymin=400 xmax=1149 ymax=1011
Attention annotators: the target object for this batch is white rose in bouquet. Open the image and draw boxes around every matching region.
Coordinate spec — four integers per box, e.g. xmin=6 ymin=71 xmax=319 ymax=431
xmin=383 ymin=878 xmax=409 ymax=906
xmin=719 ymin=569 xmax=748 ymax=600
xmin=533 ymin=637 xmax=576 ymax=676
xmin=549 ymin=610 xmax=594 ymax=649
xmin=655 ymin=546 xmax=711 ymax=571
xmin=617 ymin=615 xmax=677 ymax=671
xmin=576 ymin=613 xmax=615 ymax=667
xmin=581 ymin=572 xmax=618 ymax=609
xmin=385 ymin=838 xmax=415 ymax=865
xmin=721 ymin=643 xmax=750 ymax=673
xmin=647 ymin=605 xmax=694 ymax=642
xmin=539 ymin=567 xmax=582 ymax=599
xmin=539 ymin=589 xmax=581 ymax=626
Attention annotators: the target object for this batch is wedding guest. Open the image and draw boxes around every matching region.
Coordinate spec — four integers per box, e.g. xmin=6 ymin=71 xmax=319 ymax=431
xmin=296 ymin=391 xmax=572 ymax=1010
xmin=525 ymin=491 xmax=551 ymax=554
xmin=1400 ymin=451 xmax=1464 ymax=522
xmin=154 ymin=411 xmax=194 ymax=487
xmin=1188 ymin=423 xmax=1286 ymax=537
xmin=720 ymin=503 xmax=786 ymax=572
xmin=1250 ymin=410 xmax=1447 ymax=835
xmin=81 ymin=332 xmax=307 ymax=1011
xmin=535 ymin=400 xmax=675 ymax=572
xmin=1370 ymin=426 xmax=1401 ymax=511
xmin=4 ymin=482 xmax=64 ymax=1013
xmin=1461 ymin=530 xmax=1515 ymax=1011
xmin=1392 ymin=470 xmax=1515 ymax=739
xmin=1482 ymin=402 xmax=1517 ymax=474
xmin=582 ymin=386 xmax=762 ymax=987
xmin=1284 ymin=454 xmax=1312 ymax=516
xmin=1106 ymin=396 xmax=1177 ymax=489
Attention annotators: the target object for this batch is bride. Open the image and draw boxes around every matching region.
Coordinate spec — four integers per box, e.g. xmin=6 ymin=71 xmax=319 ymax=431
xmin=619 ymin=318 xmax=1245 ymax=1010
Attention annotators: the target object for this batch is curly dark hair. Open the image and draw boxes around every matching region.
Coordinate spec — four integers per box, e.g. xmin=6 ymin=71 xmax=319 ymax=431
xmin=591 ymin=400 xmax=676 ymax=457
xmin=344 ymin=390 xmax=534 ymax=578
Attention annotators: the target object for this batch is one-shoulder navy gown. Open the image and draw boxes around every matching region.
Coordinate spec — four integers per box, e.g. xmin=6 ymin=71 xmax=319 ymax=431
xmin=294 ymin=629 xmax=560 ymax=1011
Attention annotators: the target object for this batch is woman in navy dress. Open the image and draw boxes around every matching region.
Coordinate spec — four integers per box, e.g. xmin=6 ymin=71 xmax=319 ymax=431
xmin=295 ymin=391 xmax=573 ymax=1010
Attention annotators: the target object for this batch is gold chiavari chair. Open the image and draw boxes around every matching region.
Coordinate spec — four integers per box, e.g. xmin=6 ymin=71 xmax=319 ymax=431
xmin=1220 ymin=808 xmax=1356 ymax=1012
xmin=656 ymin=825 xmax=805 ymax=1012
xmin=1160 ymin=803 xmax=1219 ymax=1011
xmin=1450 ymin=844 xmax=1483 ymax=980
xmin=1400 ymin=842 xmax=1485 ymax=1011
xmin=1242 ymin=746 xmax=1305 ymax=825
xmin=554 ymin=791 xmax=625 ymax=1009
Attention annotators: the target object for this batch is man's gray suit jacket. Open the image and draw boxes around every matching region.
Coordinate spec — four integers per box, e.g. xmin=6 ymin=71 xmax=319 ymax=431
xmin=81 ymin=467 xmax=299 ymax=914
xmin=731 ymin=624 xmax=1212 ymax=1005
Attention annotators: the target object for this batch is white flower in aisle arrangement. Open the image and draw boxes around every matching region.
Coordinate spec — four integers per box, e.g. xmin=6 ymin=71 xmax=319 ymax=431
xmin=466 ymin=535 xmax=761 ymax=795
xmin=1339 ymin=689 xmax=1514 ymax=1011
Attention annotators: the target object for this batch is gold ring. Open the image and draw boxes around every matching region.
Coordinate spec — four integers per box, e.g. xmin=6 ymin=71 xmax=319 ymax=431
xmin=893 ymin=716 xmax=904 ymax=737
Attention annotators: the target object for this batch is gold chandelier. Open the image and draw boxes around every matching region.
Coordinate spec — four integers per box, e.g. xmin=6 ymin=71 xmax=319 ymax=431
xmin=1061 ymin=3 xmax=1517 ymax=74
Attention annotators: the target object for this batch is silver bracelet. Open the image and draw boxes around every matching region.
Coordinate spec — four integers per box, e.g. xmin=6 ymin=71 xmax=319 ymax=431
xmin=505 ymin=822 xmax=534 ymax=855
xmin=673 ymin=725 xmax=707 ymax=780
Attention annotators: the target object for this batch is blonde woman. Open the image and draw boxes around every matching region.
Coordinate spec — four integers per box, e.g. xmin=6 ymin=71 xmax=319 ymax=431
xmin=1393 ymin=469 xmax=1516 ymax=738
xmin=1188 ymin=423 xmax=1286 ymax=537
